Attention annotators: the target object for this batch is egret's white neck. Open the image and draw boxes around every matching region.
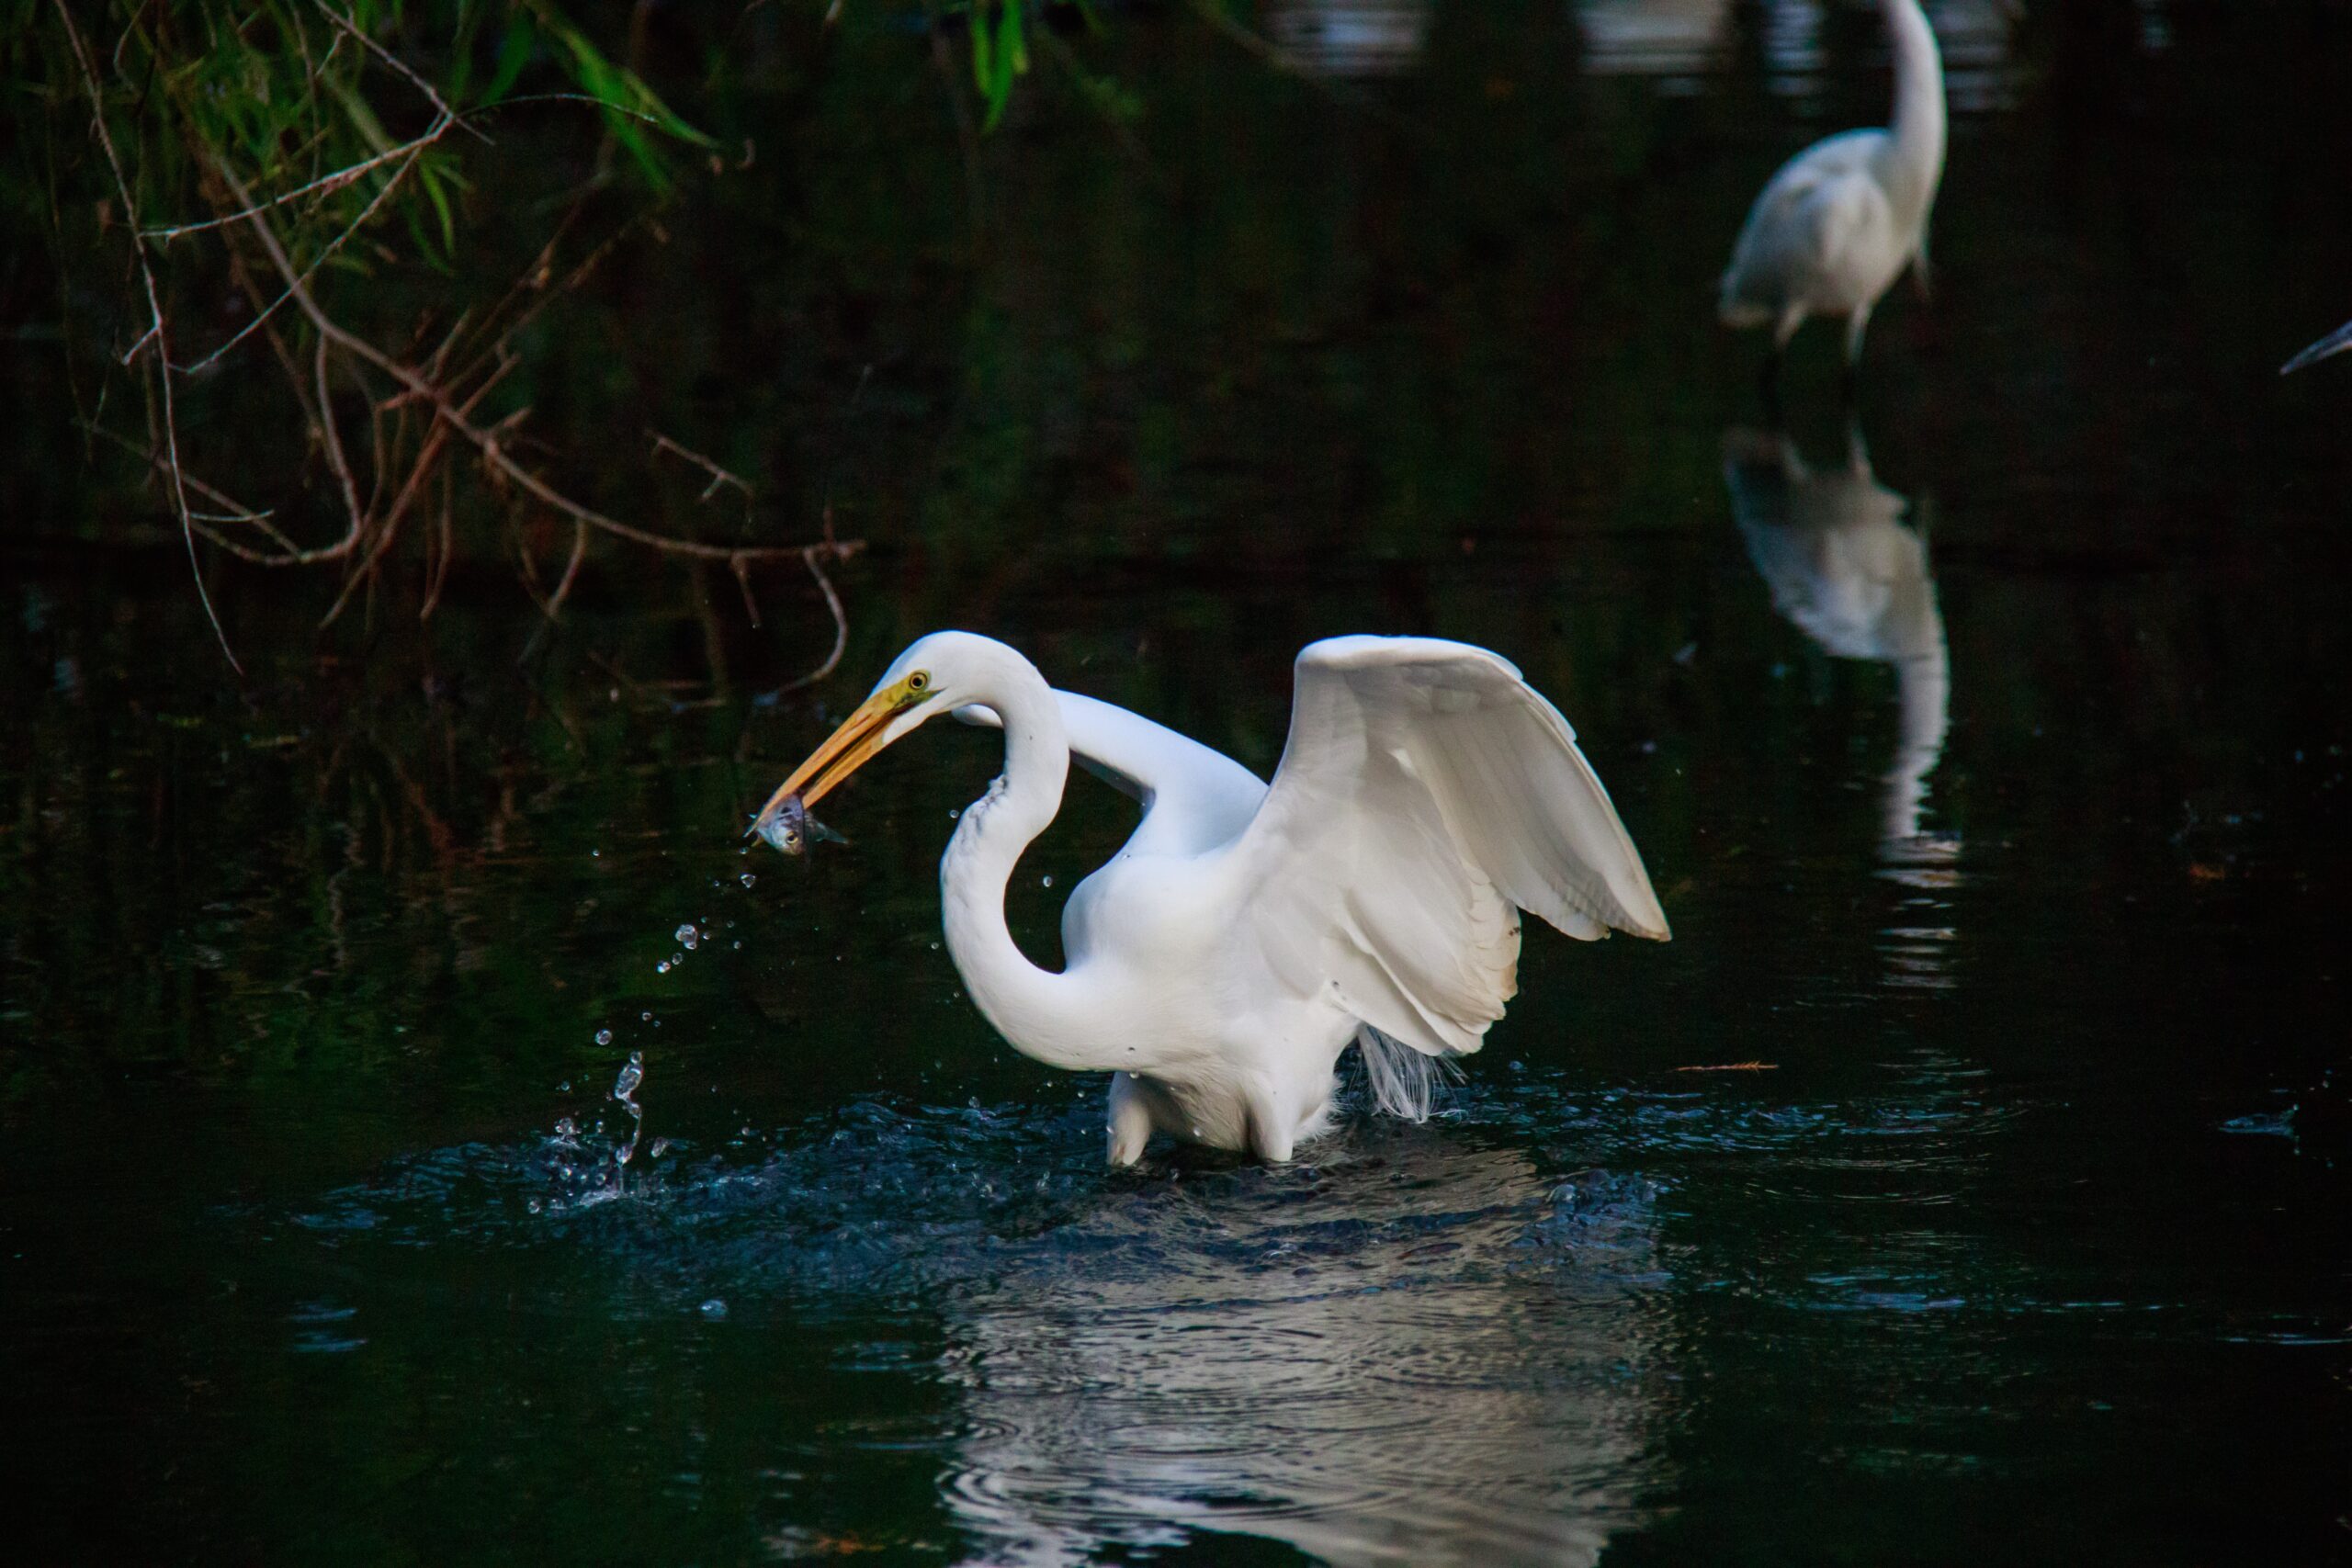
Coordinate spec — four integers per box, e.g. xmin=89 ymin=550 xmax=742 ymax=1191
xmin=938 ymin=647 xmax=1104 ymax=1071
xmin=1880 ymin=0 xmax=1946 ymax=220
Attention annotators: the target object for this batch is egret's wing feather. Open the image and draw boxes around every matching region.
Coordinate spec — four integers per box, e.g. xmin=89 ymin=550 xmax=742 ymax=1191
xmin=1227 ymin=637 xmax=1668 ymax=1060
xmin=957 ymin=691 xmax=1267 ymax=857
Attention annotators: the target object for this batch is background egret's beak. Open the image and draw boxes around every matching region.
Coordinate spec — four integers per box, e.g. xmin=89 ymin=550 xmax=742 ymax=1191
xmin=748 ymin=679 xmax=922 ymax=840
xmin=2282 ymin=318 xmax=2352 ymax=377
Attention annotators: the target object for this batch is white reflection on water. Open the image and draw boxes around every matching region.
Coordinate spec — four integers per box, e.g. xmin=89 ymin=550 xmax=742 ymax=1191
xmin=1724 ymin=423 xmax=1960 ymax=984
xmin=935 ymin=1140 xmax=1666 ymax=1567
xmin=283 ymin=1100 xmax=1669 ymax=1563
xmin=1575 ymin=1 xmax=2015 ymax=112
xmin=1578 ymin=0 xmax=1733 ymax=77
xmin=1724 ymin=423 xmax=1951 ymax=852
xmin=1264 ymin=0 xmax=1431 ymax=78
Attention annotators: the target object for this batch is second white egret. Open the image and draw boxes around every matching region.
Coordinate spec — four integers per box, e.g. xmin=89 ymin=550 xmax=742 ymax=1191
xmin=1719 ymin=0 xmax=1946 ymax=382
xmin=752 ymin=634 xmax=1669 ymax=1167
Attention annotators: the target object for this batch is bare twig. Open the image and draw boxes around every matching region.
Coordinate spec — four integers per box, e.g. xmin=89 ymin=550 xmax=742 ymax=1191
xmin=183 ymin=129 xmax=444 ymax=374
xmin=419 ymin=461 xmax=455 ymax=620
xmin=729 ymin=552 xmax=763 ymax=628
xmin=143 ymin=132 xmax=443 ymax=243
xmin=85 ymin=423 xmax=305 ymax=558
xmin=233 ymin=166 xmax=860 ymax=570
xmin=56 ymin=0 xmax=239 ymax=671
xmin=777 ymin=539 xmax=849 ymax=692
xmin=544 ymin=520 xmax=590 ymax=619
xmin=313 ymin=333 xmax=368 ymax=555
xmin=312 ymin=1 xmax=490 ymax=144
xmin=650 ymin=429 xmax=753 ymax=506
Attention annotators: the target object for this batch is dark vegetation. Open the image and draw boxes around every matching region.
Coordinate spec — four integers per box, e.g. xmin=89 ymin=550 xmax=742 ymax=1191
xmin=5 ymin=0 xmax=1118 ymax=673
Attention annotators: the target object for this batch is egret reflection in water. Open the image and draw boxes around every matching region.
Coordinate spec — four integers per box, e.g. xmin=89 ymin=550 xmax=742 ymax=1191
xmin=1722 ymin=423 xmax=1953 ymax=860
xmin=932 ymin=1135 xmax=1665 ymax=1568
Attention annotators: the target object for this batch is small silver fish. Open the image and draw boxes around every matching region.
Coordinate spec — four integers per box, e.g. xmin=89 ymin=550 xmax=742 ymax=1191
xmin=752 ymin=794 xmax=848 ymax=857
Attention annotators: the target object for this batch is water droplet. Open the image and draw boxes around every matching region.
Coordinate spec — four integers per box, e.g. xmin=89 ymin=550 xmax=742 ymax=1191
xmin=656 ymin=961 xmax=670 ymax=974
xmin=555 ymin=1117 xmax=577 ymax=1137
xmin=557 ymin=1081 xmax=571 ymax=1093
xmin=1041 ymin=874 xmax=1054 ymax=888
xmin=675 ymin=923 xmax=699 ymax=950
xmin=740 ymin=873 xmax=756 ymax=888
xmin=526 ymin=1199 xmax=544 ymax=1214
xmin=699 ymin=1299 xmax=728 ymax=1320
xmin=671 ymin=951 xmax=684 ymax=965
xmin=641 ymin=1011 xmax=653 ymax=1021
xmin=732 ymin=940 xmax=741 ymax=950
xmin=947 ymin=808 xmax=959 ymax=819
xmin=614 ymin=1051 xmax=644 ymax=1100
xmin=590 ymin=849 xmax=600 ymax=858
xmin=595 ymin=1029 xmax=612 ymax=1046
xmin=650 ymin=1137 xmax=673 ymax=1159
xmin=929 ymin=941 xmax=940 ymax=951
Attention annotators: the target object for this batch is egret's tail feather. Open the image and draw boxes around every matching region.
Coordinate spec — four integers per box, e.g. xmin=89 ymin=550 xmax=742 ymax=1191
xmin=1355 ymin=1024 xmax=1463 ymax=1122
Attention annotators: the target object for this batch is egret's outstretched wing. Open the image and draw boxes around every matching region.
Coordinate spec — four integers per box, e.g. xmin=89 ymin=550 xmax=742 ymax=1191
xmin=957 ymin=691 xmax=1266 ymax=857
xmin=1227 ymin=637 xmax=1668 ymax=1060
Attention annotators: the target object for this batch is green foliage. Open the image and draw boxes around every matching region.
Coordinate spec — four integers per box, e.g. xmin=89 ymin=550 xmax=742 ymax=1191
xmin=968 ymin=0 xmax=1033 ymax=132
xmin=41 ymin=0 xmax=707 ymax=264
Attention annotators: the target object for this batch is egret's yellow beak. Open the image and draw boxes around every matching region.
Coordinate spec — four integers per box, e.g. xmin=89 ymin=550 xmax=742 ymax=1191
xmin=748 ymin=674 xmax=929 ymax=837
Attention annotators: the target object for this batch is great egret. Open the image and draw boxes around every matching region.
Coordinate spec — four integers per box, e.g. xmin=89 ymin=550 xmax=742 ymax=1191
xmin=2283 ymin=319 xmax=2352 ymax=375
xmin=1722 ymin=423 xmax=1951 ymax=851
xmin=752 ymin=633 xmax=1669 ymax=1166
xmin=1719 ymin=0 xmax=1946 ymax=382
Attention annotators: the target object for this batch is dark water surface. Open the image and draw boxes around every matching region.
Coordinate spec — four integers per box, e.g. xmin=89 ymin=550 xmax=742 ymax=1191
xmin=6 ymin=3 xmax=2351 ymax=1563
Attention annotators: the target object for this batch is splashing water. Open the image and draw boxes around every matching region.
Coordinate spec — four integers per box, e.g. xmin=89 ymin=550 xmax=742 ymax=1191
xmin=613 ymin=1051 xmax=646 ymax=1168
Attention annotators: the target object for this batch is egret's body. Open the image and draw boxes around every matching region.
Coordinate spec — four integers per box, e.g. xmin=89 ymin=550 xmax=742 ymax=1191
xmin=754 ymin=634 xmax=1668 ymax=1167
xmin=1719 ymin=0 xmax=1946 ymax=374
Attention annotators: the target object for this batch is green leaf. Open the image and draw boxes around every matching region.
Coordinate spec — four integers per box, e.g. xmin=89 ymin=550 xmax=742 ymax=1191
xmin=416 ymin=154 xmax=456 ymax=258
xmin=969 ymin=3 xmax=994 ymax=99
xmin=481 ymin=11 xmax=538 ymax=106
xmin=1002 ymin=0 xmax=1028 ymax=76
xmin=978 ymin=0 xmax=1027 ymax=132
xmin=447 ymin=0 xmax=485 ymax=102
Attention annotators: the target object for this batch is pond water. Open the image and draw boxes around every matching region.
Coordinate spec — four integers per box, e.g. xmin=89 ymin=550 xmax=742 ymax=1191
xmin=6 ymin=3 xmax=2351 ymax=1563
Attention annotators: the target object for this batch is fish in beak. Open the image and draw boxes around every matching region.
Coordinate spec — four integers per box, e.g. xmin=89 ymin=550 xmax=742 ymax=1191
xmin=747 ymin=670 xmax=933 ymax=853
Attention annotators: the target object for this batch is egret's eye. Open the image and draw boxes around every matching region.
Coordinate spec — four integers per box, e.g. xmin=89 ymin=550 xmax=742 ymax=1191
xmin=907 ymin=671 xmax=930 ymax=693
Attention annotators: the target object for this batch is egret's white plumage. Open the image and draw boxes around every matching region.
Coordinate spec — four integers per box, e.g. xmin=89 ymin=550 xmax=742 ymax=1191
xmin=753 ymin=633 xmax=1668 ymax=1167
xmin=1719 ymin=0 xmax=1946 ymax=369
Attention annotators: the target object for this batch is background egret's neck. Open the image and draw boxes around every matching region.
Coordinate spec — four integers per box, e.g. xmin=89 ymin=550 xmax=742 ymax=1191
xmin=1882 ymin=0 xmax=1946 ymax=217
xmin=938 ymin=649 xmax=1102 ymax=1070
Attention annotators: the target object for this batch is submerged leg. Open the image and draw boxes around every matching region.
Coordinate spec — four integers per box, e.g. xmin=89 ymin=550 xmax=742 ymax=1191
xmin=1841 ymin=305 xmax=1873 ymax=400
xmin=1761 ymin=306 xmax=1804 ymax=421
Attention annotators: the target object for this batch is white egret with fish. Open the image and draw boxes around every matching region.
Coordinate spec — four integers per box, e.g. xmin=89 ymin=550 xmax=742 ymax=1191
xmin=751 ymin=632 xmax=1669 ymax=1166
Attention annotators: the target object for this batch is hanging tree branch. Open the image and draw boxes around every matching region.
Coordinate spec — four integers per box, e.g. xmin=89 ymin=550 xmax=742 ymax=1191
xmin=56 ymin=0 xmax=241 ymax=672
